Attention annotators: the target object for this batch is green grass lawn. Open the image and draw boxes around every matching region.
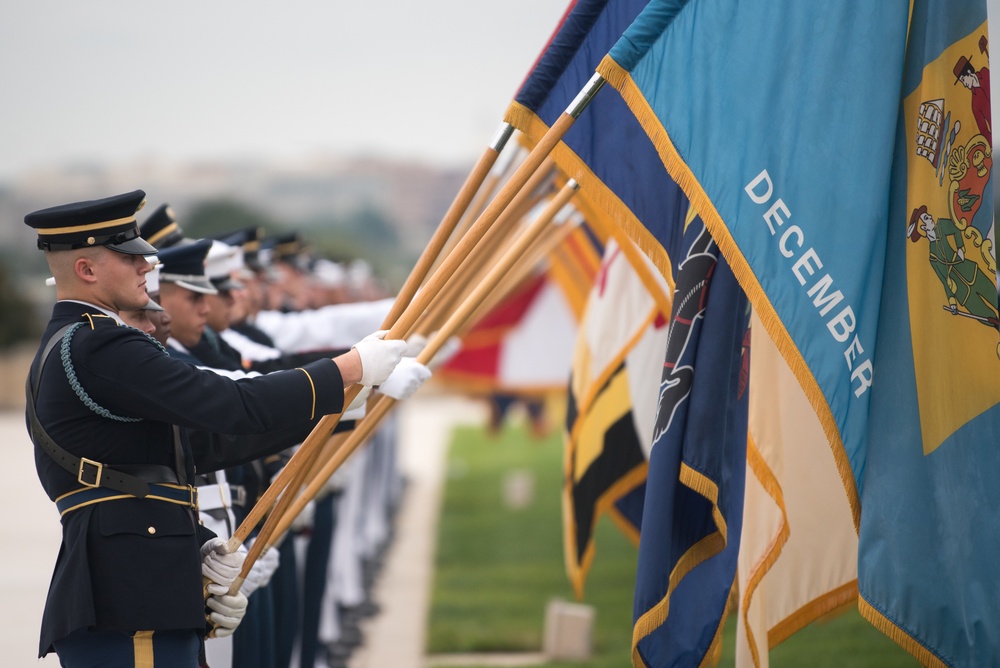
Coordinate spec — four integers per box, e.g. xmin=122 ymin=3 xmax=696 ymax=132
xmin=427 ymin=422 xmax=918 ymax=667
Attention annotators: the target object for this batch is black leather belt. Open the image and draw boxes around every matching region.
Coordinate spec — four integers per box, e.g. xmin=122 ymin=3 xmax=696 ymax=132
xmin=27 ymin=323 xmax=191 ymax=500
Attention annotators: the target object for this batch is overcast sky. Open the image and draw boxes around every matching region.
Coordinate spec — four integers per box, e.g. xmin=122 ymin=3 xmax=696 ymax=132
xmin=0 ymin=2 xmax=996 ymax=181
xmin=0 ymin=0 xmax=569 ymax=179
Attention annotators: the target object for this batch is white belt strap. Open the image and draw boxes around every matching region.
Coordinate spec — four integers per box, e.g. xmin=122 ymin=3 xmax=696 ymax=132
xmin=196 ymin=482 xmax=233 ymax=512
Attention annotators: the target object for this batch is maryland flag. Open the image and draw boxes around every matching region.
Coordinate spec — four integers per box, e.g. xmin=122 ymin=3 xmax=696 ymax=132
xmin=563 ymin=233 xmax=672 ymax=598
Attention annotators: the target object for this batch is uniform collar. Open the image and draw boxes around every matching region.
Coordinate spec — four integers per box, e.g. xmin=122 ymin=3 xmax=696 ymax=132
xmin=58 ymin=299 xmax=125 ymax=325
xmin=167 ymin=337 xmax=191 ymax=354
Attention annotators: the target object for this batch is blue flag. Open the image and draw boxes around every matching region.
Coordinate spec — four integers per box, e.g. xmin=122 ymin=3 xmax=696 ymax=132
xmin=600 ymin=0 xmax=999 ymax=664
xmin=506 ymin=0 xmax=686 ymax=278
xmin=859 ymin=2 xmax=1000 ymax=665
xmin=509 ymin=0 xmax=695 ymax=597
xmin=600 ymin=0 xmax=909 ymax=502
xmin=632 ymin=218 xmax=750 ymax=667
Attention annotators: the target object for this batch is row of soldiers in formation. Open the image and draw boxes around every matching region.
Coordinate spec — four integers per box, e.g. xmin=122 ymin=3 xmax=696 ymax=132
xmin=24 ymin=190 xmax=444 ymax=667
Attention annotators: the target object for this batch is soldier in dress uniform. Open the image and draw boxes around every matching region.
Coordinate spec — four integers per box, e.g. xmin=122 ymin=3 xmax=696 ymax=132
xmin=23 ymin=190 xmax=411 ymax=667
xmin=140 ymin=203 xmax=190 ymax=250
xmin=216 ymin=226 xmax=284 ymax=348
xmin=152 ymin=240 xmax=293 ymax=668
xmin=172 ymin=231 xmax=429 ymax=667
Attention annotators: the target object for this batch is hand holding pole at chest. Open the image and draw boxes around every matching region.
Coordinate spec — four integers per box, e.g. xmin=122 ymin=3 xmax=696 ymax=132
xmin=220 ymin=333 xmax=404 ymax=554
xmin=228 ymin=180 xmax=584 ymax=589
xmin=221 ymin=127 xmax=518 ymax=555
xmin=225 ymin=98 xmax=593 ymax=560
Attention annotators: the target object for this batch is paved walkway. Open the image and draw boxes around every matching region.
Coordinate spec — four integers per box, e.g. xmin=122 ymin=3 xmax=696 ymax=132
xmin=0 ymin=392 xmax=490 ymax=667
xmin=349 ymin=392 xmax=487 ymax=668
xmin=0 ymin=409 xmax=62 ymax=665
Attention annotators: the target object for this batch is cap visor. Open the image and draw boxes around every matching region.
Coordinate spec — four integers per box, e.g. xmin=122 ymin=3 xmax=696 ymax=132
xmin=108 ymin=236 xmax=159 ymax=255
xmin=143 ymin=298 xmax=165 ymax=312
xmin=173 ymin=278 xmax=219 ymax=295
xmin=212 ymin=277 xmax=245 ymax=292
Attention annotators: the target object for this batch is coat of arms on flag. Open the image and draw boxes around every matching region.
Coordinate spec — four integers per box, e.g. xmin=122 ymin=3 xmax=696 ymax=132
xmin=903 ymin=24 xmax=997 ymax=456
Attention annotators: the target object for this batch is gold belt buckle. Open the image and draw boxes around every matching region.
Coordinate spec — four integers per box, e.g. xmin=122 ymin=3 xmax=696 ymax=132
xmin=77 ymin=457 xmax=103 ymax=488
xmin=189 ymin=485 xmax=199 ymax=510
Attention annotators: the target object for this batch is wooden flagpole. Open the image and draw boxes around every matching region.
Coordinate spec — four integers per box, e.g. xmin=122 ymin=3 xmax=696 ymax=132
xmin=415 ymin=161 xmax=556 ymax=336
xmin=418 ymin=188 xmax=561 ymax=338
xmin=229 ymin=430 xmax=352 ymax=593
xmin=384 ymin=122 xmax=515 ymax=326
xmin=448 ymin=212 xmax=581 ymax=339
xmin=228 ymin=72 xmax=605 ymax=554
xmin=431 ymin=144 xmax=525 ymax=279
xmin=248 ymin=180 xmax=582 ymax=569
xmin=224 ymin=124 xmax=516 ymax=553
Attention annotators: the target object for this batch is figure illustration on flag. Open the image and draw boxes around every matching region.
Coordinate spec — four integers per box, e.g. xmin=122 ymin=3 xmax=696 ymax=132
xmin=906 ymin=204 xmax=998 ymax=332
xmin=952 ymin=48 xmax=990 ymax=145
xmin=903 ymin=19 xmax=998 ymax=460
xmin=908 ymin=33 xmax=995 ymax=342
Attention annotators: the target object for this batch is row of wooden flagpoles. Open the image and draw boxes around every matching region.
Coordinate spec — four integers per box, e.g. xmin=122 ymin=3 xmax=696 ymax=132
xmin=221 ymin=73 xmax=610 ymax=594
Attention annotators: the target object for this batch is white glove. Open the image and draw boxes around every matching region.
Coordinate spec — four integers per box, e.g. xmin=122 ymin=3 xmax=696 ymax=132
xmin=207 ymin=592 xmax=248 ymax=638
xmin=352 ymin=330 xmax=408 ymax=386
xmin=345 ymin=385 xmax=371 ymax=411
xmin=343 ymin=402 xmax=367 ymax=421
xmin=377 ymin=357 xmax=431 ymax=400
xmin=201 ymin=537 xmax=246 ymax=596
xmin=290 ymin=499 xmax=316 ymax=532
xmin=429 ymin=335 xmax=463 ymax=370
xmin=240 ymin=545 xmax=280 ymax=597
xmin=403 ymin=334 xmax=428 ymax=358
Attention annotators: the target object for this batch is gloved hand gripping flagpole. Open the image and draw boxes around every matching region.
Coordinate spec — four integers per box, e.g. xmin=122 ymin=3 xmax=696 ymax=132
xmin=232 ymin=169 xmax=576 ymax=587
xmin=235 ymin=178 xmax=584 ymax=583
xmin=223 ymin=123 xmax=515 ymax=556
xmin=226 ymin=73 xmax=605 ymax=586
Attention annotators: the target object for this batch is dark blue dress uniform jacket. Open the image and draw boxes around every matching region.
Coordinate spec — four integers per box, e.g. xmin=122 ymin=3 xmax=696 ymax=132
xmin=28 ymin=301 xmax=346 ymax=657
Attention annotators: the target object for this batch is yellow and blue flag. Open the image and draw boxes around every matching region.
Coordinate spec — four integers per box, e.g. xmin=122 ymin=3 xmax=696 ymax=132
xmin=565 ymin=233 xmax=672 ymax=598
xmin=860 ymin=2 xmax=999 ymax=665
xmin=599 ymin=0 xmax=998 ymax=664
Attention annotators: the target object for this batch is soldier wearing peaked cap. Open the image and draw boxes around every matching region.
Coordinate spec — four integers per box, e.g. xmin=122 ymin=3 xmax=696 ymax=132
xmin=262 ymin=231 xmax=305 ymax=264
xmin=23 ymin=190 xmax=410 ymax=666
xmin=154 ymin=239 xmax=218 ymax=364
xmin=261 ymin=232 xmax=311 ymax=312
xmin=217 ymin=226 xmax=267 ymax=273
xmin=140 ymin=203 xmax=191 ymax=250
xmin=150 ymin=233 xmax=375 ymax=668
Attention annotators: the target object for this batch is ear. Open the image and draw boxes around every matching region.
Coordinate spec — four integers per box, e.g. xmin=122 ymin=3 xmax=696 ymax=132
xmin=74 ymin=256 xmax=99 ymax=284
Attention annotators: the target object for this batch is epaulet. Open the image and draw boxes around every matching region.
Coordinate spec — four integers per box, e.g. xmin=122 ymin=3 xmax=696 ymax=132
xmin=81 ymin=312 xmax=119 ymax=330
xmin=77 ymin=311 xmax=167 ymax=353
